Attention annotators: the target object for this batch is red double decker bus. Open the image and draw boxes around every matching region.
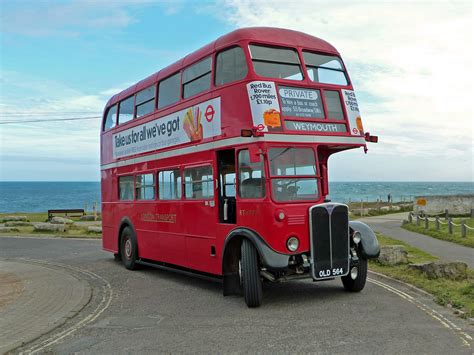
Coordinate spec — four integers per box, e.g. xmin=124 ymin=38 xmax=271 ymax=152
xmin=101 ymin=27 xmax=380 ymax=307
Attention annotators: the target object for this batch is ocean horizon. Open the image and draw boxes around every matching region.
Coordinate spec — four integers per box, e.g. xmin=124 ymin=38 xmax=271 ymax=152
xmin=0 ymin=181 xmax=472 ymax=213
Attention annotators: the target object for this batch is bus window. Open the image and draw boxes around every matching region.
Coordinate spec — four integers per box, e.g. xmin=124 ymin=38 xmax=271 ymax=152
xmin=268 ymin=148 xmax=319 ymax=202
xmin=249 ymin=45 xmax=303 ymax=81
xmin=303 ymin=51 xmax=348 ymax=85
xmin=238 ymin=150 xmax=265 ymax=199
xmin=136 ymin=174 xmax=155 ymax=200
xmin=118 ymin=176 xmax=134 ymax=200
xmin=183 ymin=57 xmax=212 ymax=99
xmin=158 ymin=73 xmax=180 ymax=109
xmin=103 ymin=104 xmax=117 ymax=131
xmin=324 ymin=90 xmax=344 ymax=120
xmin=118 ymin=96 xmax=134 ymax=125
xmin=158 ymin=169 xmax=182 ymax=200
xmin=135 ymin=85 xmax=156 ymax=118
xmin=215 ymin=46 xmax=248 ymax=86
xmin=184 ymin=166 xmax=214 ymax=200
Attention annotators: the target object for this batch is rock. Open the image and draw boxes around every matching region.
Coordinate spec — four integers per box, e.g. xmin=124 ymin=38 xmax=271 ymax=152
xmin=0 ymin=226 xmax=20 ymax=233
xmin=390 ymin=205 xmax=401 ymax=211
xmin=50 ymin=216 xmax=74 ymax=225
xmin=409 ymin=261 xmax=468 ymax=280
xmin=34 ymin=223 xmax=66 ymax=232
xmin=87 ymin=226 xmax=102 ymax=233
xmin=380 ymin=206 xmax=390 ymax=212
xmin=377 ymin=245 xmax=409 ymax=265
xmin=1 ymin=215 xmax=28 ymax=222
xmin=5 ymin=221 xmax=32 ymax=227
xmin=80 ymin=215 xmax=96 ymax=221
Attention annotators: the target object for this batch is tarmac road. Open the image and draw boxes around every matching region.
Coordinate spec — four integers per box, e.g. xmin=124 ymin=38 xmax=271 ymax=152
xmin=0 ymin=236 xmax=472 ymax=354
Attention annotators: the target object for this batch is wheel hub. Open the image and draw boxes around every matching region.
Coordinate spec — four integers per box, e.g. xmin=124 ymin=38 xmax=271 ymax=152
xmin=124 ymin=239 xmax=132 ymax=259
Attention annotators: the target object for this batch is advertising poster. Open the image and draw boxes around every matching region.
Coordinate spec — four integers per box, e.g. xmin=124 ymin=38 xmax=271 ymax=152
xmin=246 ymin=81 xmax=281 ymax=132
xmin=342 ymin=90 xmax=363 ymax=135
xmin=112 ymin=97 xmax=221 ymax=159
xmin=279 ymin=86 xmax=324 ymax=119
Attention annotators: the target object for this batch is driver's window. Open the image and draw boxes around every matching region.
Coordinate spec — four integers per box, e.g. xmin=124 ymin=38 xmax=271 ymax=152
xmin=238 ymin=150 xmax=265 ymax=199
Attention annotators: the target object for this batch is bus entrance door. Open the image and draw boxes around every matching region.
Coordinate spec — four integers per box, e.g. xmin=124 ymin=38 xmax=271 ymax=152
xmin=217 ymin=150 xmax=236 ymax=224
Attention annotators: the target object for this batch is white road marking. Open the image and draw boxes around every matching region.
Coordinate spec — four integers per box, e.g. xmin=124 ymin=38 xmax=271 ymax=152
xmin=368 ymin=277 xmax=471 ymax=348
xmin=12 ymin=259 xmax=113 ymax=354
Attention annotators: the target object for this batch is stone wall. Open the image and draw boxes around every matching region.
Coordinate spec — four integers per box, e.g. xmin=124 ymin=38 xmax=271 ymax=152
xmin=413 ymin=194 xmax=473 ymax=215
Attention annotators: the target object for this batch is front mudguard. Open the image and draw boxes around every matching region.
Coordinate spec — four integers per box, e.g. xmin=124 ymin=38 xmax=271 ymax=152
xmin=349 ymin=221 xmax=380 ymax=259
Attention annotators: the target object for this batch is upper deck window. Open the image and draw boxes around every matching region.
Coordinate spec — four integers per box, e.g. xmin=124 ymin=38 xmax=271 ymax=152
xmin=215 ymin=46 xmax=248 ymax=86
xmin=158 ymin=73 xmax=181 ymax=109
xmin=303 ymin=52 xmax=348 ymax=85
xmin=183 ymin=57 xmax=212 ymax=99
xmin=118 ymin=96 xmax=134 ymax=125
xmin=103 ymin=104 xmax=117 ymax=131
xmin=135 ymin=85 xmax=155 ymax=118
xmin=249 ymin=45 xmax=303 ymax=81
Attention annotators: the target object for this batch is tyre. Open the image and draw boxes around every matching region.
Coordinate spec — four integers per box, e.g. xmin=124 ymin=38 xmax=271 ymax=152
xmin=240 ymin=239 xmax=262 ymax=307
xmin=341 ymin=256 xmax=367 ymax=292
xmin=120 ymin=226 xmax=139 ymax=270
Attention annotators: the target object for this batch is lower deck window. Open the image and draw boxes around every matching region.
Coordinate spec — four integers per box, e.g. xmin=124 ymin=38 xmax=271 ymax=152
xmin=136 ymin=174 xmax=155 ymax=200
xmin=238 ymin=150 xmax=265 ymax=199
xmin=158 ymin=169 xmax=182 ymax=200
xmin=119 ymin=176 xmax=134 ymax=200
xmin=184 ymin=166 xmax=214 ymax=199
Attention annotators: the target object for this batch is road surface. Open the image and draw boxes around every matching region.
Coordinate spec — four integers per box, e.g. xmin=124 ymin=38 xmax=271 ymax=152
xmin=0 ymin=236 xmax=472 ymax=353
xmin=360 ymin=213 xmax=474 ymax=268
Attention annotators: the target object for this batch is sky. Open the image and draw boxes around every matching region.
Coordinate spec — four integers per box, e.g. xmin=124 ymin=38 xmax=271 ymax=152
xmin=0 ymin=0 xmax=472 ymax=182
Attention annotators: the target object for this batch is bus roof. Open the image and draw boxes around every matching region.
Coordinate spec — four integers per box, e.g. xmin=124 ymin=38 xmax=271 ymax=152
xmin=106 ymin=27 xmax=340 ymax=108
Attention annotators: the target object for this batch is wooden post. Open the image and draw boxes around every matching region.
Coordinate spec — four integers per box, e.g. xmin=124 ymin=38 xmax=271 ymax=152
xmin=424 ymin=217 xmax=429 ymax=229
xmin=435 ymin=216 xmax=440 ymax=230
xmin=93 ymin=202 xmax=97 ymax=221
xmin=462 ymin=221 xmax=466 ymax=238
xmin=448 ymin=218 xmax=453 ymax=234
xmin=445 ymin=209 xmax=449 ymax=220
xmin=408 ymin=213 xmax=412 ymax=223
xmin=471 ymin=208 xmax=474 ymax=218
xmin=361 ymin=200 xmax=364 ymax=216
xmin=416 ymin=215 xmax=420 ymax=226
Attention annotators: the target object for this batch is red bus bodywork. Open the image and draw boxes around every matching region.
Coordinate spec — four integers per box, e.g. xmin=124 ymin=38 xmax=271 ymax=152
xmin=100 ymin=27 xmax=379 ymax=306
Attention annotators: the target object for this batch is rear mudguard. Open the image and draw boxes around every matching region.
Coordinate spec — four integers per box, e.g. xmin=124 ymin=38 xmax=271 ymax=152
xmin=349 ymin=221 xmax=380 ymax=259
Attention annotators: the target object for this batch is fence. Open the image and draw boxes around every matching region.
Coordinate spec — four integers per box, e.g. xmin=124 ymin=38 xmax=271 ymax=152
xmin=407 ymin=212 xmax=474 ymax=238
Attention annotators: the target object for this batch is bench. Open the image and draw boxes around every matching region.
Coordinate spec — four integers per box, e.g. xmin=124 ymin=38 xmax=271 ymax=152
xmin=48 ymin=209 xmax=85 ymax=220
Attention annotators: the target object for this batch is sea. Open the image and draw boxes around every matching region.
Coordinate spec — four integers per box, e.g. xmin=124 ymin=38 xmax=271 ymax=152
xmin=0 ymin=181 xmax=472 ymax=213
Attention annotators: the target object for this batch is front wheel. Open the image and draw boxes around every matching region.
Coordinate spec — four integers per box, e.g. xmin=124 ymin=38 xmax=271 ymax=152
xmin=341 ymin=257 xmax=367 ymax=292
xmin=120 ymin=226 xmax=139 ymax=270
xmin=240 ymin=239 xmax=263 ymax=307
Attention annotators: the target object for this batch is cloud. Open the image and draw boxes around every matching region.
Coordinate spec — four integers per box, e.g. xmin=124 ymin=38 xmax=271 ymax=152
xmin=0 ymin=0 xmax=154 ymax=37
xmin=217 ymin=0 xmax=473 ymax=180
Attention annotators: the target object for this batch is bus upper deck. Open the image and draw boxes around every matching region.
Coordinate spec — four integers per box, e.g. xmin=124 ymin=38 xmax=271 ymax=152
xmin=100 ymin=27 xmax=373 ymax=168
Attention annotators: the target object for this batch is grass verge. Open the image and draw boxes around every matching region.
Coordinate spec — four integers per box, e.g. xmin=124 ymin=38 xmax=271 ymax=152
xmin=402 ymin=218 xmax=474 ymax=248
xmin=370 ymin=234 xmax=474 ymax=318
xmin=0 ymin=212 xmax=101 ymax=238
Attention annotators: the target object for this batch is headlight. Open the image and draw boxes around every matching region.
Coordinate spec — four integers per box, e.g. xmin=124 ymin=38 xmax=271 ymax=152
xmin=286 ymin=236 xmax=299 ymax=252
xmin=352 ymin=231 xmax=361 ymax=244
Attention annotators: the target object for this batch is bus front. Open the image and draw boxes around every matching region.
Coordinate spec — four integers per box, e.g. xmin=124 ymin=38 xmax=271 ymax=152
xmin=224 ymin=34 xmax=380 ymax=306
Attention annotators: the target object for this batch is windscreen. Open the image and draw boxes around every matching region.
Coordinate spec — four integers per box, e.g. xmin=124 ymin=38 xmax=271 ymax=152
xmin=268 ymin=148 xmax=319 ymax=202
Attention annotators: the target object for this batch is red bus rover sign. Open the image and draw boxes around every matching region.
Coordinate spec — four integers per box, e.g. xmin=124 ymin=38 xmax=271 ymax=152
xmin=100 ymin=27 xmax=379 ymax=308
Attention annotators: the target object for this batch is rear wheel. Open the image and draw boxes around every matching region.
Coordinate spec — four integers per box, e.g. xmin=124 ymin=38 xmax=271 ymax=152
xmin=240 ymin=239 xmax=262 ymax=307
xmin=120 ymin=226 xmax=139 ymax=270
xmin=341 ymin=257 xmax=367 ymax=292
